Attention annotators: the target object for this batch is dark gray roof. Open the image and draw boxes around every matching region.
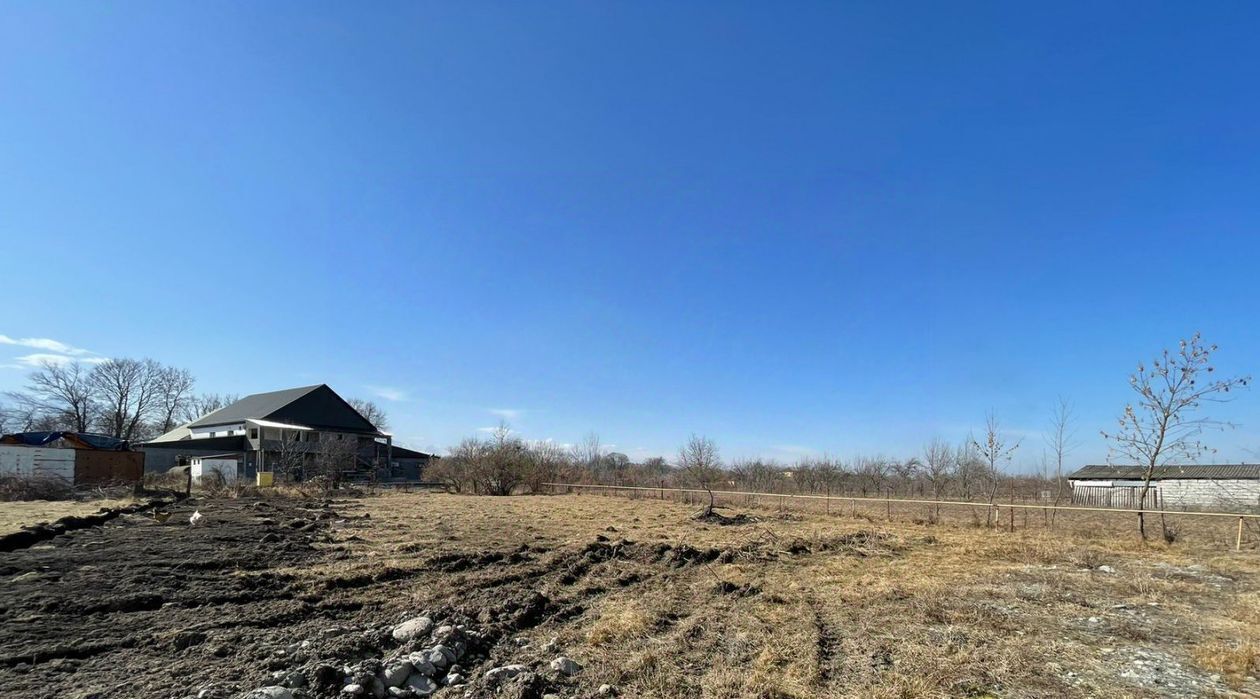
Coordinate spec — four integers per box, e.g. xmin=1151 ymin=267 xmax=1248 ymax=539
xmin=184 ymin=384 xmax=383 ymax=436
xmin=389 ymin=445 xmax=435 ymax=459
xmin=1070 ymin=464 xmax=1260 ymax=480
xmin=186 ymin=385 xmax=323 ymax=428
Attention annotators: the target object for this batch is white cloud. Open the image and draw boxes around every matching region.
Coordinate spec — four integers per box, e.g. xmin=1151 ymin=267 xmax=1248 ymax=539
xmin=489 ymin=408 xmax=523 ymax=420
xmin=0 ymin=335 xmax=92 ymax=356
xmin=0 ymin=335 xmax=103 ymax=369
xmin=366 ymin=385 xmax=408 ymax=402
xmin=15 ymin=353 xmax=108 ymax=367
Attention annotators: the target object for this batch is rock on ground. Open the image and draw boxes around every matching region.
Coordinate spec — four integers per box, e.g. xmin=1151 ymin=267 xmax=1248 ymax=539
xmin=549 ymin=656 xmax=581 ymax=675
xmin=391 ymin=616 xmax=434 ymax=642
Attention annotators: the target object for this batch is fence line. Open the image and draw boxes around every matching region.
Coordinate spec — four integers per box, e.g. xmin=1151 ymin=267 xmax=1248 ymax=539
xmin=544 ymin=482 xmax=1260 ymax=549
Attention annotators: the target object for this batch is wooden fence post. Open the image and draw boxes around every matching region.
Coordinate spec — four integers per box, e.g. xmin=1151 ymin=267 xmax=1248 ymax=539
xmin=1238 ymin=517 xmax=1245 ymax=551
xmin=1008 ymin=482 xmax=1015 ymax=533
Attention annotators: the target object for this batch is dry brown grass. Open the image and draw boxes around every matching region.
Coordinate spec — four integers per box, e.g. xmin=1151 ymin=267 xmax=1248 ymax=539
xmin=0 ymin=497 xmax=139 ymax=536
xmin=266 ymin=491 xmax=1260 ymax=698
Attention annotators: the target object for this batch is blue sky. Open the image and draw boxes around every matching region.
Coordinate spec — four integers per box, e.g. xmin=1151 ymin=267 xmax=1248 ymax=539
xmin=2 ymin=2 xmax=1259 ymax=468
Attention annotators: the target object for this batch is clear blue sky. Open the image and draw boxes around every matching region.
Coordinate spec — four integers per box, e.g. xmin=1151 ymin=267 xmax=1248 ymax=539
xmin=2 ymin=2 xmax=1258 ymax=468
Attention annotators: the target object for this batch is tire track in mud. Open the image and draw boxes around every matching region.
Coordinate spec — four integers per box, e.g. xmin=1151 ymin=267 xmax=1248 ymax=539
xmin=809 ymin=596 xmax=841 ymax=684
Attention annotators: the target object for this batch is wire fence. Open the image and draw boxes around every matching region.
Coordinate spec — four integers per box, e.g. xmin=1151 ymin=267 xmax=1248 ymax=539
xmin=545 ymin=482 xmax=1260 ymax=551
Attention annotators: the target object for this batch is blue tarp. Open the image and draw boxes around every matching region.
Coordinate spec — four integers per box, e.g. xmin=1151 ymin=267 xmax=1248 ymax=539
xmin=0 ymin=431 xmax=131 ymax=451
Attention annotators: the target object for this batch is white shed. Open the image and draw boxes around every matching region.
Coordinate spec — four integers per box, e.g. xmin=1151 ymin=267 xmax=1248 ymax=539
xmin=1069 ymin=464 xmax=1260 ymax=511
xmin=0 ymin=445 xmax=75 ymax=482
xmin=190 ymin=453 xmax=243 ymax=485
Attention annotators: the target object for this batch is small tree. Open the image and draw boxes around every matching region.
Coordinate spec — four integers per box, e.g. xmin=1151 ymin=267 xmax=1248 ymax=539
xmin=1044 ymin=397 xmax=1079 ymax=524
xmin=267 ymin=428 xmax=313 ymax=481
xmin=922 ymin=439 xmax=955 ymax=520
xmin=573 ymin=432 xmax=605 ymax=479
xmin=972 ymin=411 xmax=1020 ymax=527
xmin=1103 ymin=333 xmax=1249 ymax=541
xmin=855 ymin=456 xmax=891 ymax=496
xmin=677 ymin=434 xmax=723 ymax=516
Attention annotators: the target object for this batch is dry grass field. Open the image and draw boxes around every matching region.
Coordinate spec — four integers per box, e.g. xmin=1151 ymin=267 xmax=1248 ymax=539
xmin=327 ymin=492 xmax=1260 ymax=698
xmin=0 ymin=497 xmax=138 ymax=536
xmin=2 ymin=490 xmax=1258 ymax=698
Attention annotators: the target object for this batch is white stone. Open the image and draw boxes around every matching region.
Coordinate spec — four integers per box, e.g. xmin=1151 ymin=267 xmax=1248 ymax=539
xmin=342 ymin=685 xmax=364 ymax=695
xmin=392 ymin=617 xmax=434 ymax=642
xmin=1098 ymin=565 xmax=1116 ymax=574
xmin=243 ymin=688 xmax=295 ymax=699
xmin=485 ymin=664 xmax=528 ymax=681
xmin=550 ymin=656 xmax=581 ymax=675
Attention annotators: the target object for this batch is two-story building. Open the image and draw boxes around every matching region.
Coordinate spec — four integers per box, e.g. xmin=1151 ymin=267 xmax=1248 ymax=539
xmin=142 ymin=384 xmax=407 ymax=482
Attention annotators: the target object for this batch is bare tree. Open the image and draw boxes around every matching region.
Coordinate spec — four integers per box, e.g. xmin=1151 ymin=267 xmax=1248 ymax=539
xmin=640 ymin=456 xmax=671 ymax=479
xmin=677 ymin=434 xmax=723 ymax=516
xmin=348 ymin=398 xmax=389 ymax=431
xmin=1045 ymin=397 xmax=1079 ymax=524
xmin=153 ymin=366 xmax=196 ymax=435
xmin=309 ymin=433 xmax=359 ymax=491
xmin=922 ymin=439 xmax=955 ymax=520
xmin=179 ymin=392 xmax=241 ymax=423
xmin=735 ymin=458 xmax=786 ymax=492
xmin=1102 ymin=333 xmax=1249 ymax=541
xmin=0 ymin=393 xmax=57 ymax=433
xmin=855 ymin=456 xmax=890 ymax=496
xmin=522 ymin=439 xmax=573 ymax=493
xmin=889 ymin=457 xmax=922 ymax=497
xmin=476 ymin=423 xmax=526 ymax=495
xmin=89 ymin=358 xmax=165 ymax=441
xmin=573 ymin=432 xmax=604 ymax=476
xmin=16 ymin=360 xmax=96 ymax=432
xmin=270 ymin=428 xmax=314 ymax=481
xmin=972 ymin=411 xmax=1021 ymax=527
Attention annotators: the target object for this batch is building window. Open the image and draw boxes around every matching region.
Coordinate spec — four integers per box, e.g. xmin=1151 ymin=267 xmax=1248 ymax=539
xmin=249 ymin=428 xmax=259 ymax=439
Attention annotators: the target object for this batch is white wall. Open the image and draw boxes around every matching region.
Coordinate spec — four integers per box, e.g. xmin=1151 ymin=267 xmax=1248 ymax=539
xmin=0 ymin=446 xmax=75 ymax=481
xmin=191 ymin=458 xmax=240 ymax=485
xmin=189 ymin=423 xmax=246 ymax=439
xmin=1158 ymin=479 xmax=1260 ymax=510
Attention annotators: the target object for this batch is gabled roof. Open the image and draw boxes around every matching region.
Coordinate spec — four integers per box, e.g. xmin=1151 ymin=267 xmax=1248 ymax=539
xmin=186 ymin=385 xmax=324 ymax=428
xmin=156 ymin=384 xmax=383 ymax=440
xmin=1070 ymin=464 xmax=1260 ymax=480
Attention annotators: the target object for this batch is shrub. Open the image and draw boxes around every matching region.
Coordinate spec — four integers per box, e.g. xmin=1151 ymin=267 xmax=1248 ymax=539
xmin=0 ymin=475 xmax=75 ymax=501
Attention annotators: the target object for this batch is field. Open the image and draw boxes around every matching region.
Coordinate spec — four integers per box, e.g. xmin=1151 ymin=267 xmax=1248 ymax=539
xmin=1 ymin=491 xmax=1258 ymax=699
xmin=0 ymin=497 xmax=139 ymax=536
